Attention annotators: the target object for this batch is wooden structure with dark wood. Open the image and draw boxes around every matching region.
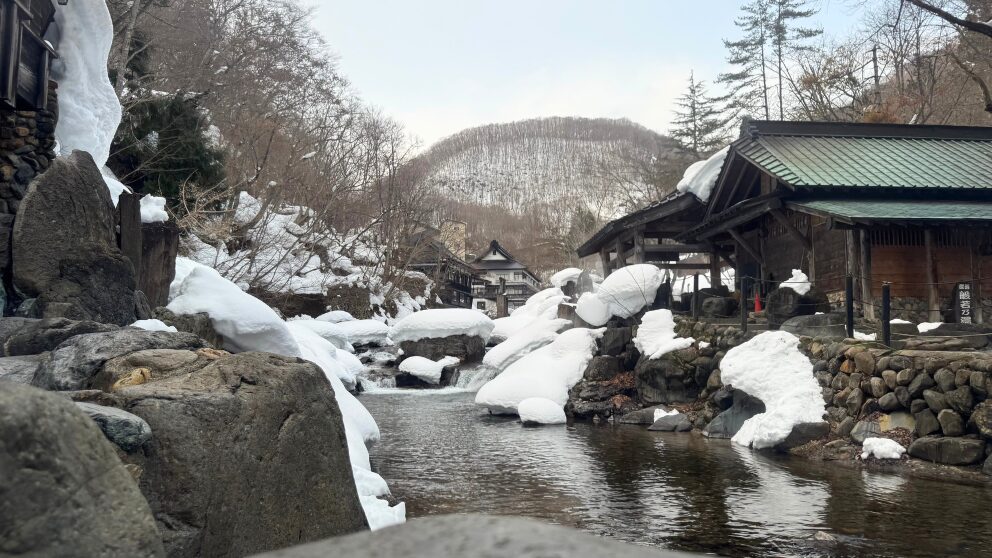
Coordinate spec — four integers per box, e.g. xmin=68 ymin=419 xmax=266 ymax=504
xmin=677 ymin=120 xmax=992 ymax=322
xmin=1 ymin=0 xmax=59 ymax=110
xmin=576 ymin=191 xmax=732 ymax=288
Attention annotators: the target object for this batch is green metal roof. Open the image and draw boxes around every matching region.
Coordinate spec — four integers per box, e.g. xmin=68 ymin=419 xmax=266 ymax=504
xmin=790 ymin=199 xmax=992 ymax=222
xmin=737 ymin=134 xmax=992 ymax=190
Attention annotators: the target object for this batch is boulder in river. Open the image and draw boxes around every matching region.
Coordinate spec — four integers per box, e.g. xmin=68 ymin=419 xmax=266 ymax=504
xmin=703 ymin=389 xmax=765 ymax=439
xmin=0 ymin=382 xmax=165 ymax=557
xmin=399 ymin=334 xmax=486 ymax=363
xmin=908 ymin=436 xmax=985 ymax=466
xmin=634 ymin=347 xmax=702 ymax=405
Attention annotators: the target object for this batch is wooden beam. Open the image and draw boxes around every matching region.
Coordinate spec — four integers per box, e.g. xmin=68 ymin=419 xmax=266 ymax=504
xmin=769 ymin=209 xmax=812 ymax=251
xmin=710 ymin=252 xmax=721 ymax=288
xmin=632 ymin=230 xmax=645 ymax=264
xmin=644 ymin=243 xmax=722 ymax=254
xmin=924 ymin=229 xmax=940 ymax=322
xmin=599 ymin=246 xmax=610 ymax=275
xmin=720 ymin=253 xmax=737 ymax=270
xmin=696 ymin=198 xmax=782 ymax=240
xmin=728 ymin=228 xmax=762 ymax=264
xmin=652 ymin=262 xmax=712 ymax=270
xmin=614 ymin=237 xmax=624 ymax=270
xmin=860 ymin=229 xmax=874 ymax=320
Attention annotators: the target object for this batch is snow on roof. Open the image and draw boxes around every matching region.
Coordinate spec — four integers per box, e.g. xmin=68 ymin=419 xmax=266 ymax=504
xmin=675 ymin=146 xmax=730 ymax=202
xmin=391 ymin=309 xmax=495 ymax=344
xmin=475 ymin=327 xmax=604 ymax=415
xmin=633 ymin=310 xmax=694 ymax=360
xmin=398 ymin=356 xmax=460 ymax=385
xmin=719 ymin=331 xmax=824 ymax=449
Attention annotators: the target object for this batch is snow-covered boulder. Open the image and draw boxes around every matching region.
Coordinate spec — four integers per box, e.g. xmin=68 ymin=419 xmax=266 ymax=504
xmin=130 ymin=319 xmax=177 ymax=333
xmin=518 ymin=397 xmax=567 ymax=425
xmin=719 ymin=331 xmax=824 ymax=449
xmin=168 ymin=261 xmax=301 ymax=357
xmin=396 ymin=356 xmax=460 ymax=387
xmin=289 ymin=319 xmax=355 ymax=351
xmin=317 ymin=310 xmax=356 ymax=323
xmin=575 ymin=264 xmax=663 ymax=327
xmin=475 ymin=327 xmax=604 ymax=415
xmin=550 ymin=268 xmax=581 ymax=289
xmin=483 ymin=318 xmax=571 ymax=372
xmin=391 ymin=309 xmax=494 ymax=362
xmin=633 ymin=310 xmax=694 ymax=360
xmin=335 ymin=319 xmax=392 ymax=347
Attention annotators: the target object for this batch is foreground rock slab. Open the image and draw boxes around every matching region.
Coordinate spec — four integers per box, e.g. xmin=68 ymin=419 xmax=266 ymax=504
xmin=251 ymin=515 xmax=696 ymax=558
xmin=0 ymin=383 xmax=165 ymax=557
xmin=116 ymin=351 xmax=368 ymax=556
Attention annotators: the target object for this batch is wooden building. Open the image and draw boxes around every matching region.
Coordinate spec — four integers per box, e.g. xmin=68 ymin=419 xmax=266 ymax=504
xmin=579 ymin=120 xmax=992 ymax=323
xmin=1 ymin=0 xmax=59 ymax=110
xmin=471 ymin=240 xmax=541 ymax=311
xmin=407 ymin=227 xmax=477 ymax=309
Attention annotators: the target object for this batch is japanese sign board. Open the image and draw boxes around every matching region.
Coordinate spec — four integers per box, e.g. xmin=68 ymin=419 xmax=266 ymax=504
xmin=955 ymin=282 xmax=974 ymax=324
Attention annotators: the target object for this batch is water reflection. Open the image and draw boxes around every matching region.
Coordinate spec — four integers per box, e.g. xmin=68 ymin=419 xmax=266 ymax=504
xmin=362 ymin=392 xmax=992 ymax=558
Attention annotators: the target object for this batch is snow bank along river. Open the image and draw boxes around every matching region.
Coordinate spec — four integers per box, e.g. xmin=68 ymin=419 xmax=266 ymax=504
xmin=362 ymin=390 xmax=992 ymax=558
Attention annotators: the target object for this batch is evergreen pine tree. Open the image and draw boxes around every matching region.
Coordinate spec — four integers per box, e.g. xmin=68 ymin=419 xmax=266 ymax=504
xmin=770 ymin=0 xmax=822 ymax=118
xmin=719 ymin=0 xmax=773 ymax=123
xmin=669 ymin=72 xmax=729 ymax=157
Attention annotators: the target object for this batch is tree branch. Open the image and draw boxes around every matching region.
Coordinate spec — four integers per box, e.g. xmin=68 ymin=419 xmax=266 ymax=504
xmin=948 ymin=52 xmax=992 ymax=113
xmin=903 ymin=0 xmax=992 ymax=38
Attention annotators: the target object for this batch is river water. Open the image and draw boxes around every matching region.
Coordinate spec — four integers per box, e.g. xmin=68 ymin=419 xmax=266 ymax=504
xmin=361 ymin=389 xmax=992 ymax=558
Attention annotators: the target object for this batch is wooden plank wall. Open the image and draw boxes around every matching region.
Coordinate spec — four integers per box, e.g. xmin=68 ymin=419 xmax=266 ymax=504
xmin=761 ymin=211 xmax=809 ymax=285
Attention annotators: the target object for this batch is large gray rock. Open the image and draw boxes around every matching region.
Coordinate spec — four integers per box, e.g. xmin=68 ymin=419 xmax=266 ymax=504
xmin=12 ymin=151 xmax=139 ymax=325
xmin=32 ymin=329 xmax=206 ymax=391
xmin=703 ymin=390 xmax=765 ymax=439
xmin=250 ymin=515 xmax=694 ymax=558
xmin=618 ymin=405 xmax=673 ymax=425
xmin=908 ymin=436 xmax=985 ymax=465
xmin=0 ymin=354 xmax=44 ymax=384
xmin=75 ymin=401 xmax=152 ymax=452
xmin=0 ymin=383 xmax=165 ymax=557
xmin=850 ymin=419 xmax=881 ymax=444
xmin=776 ymin=421 xmax=830 ymax=451
xmin=116 ymin=352 xmax=368 ymax=556
xmin=634 ymin=347 xmax=702 ymax=405
xmin=648 ymin=413 xmax=692 ymax=432
xmin=781 ymin=313 xmax=847 ymax=339
xmin=399 ymin=334 xmax=485 ymax=362
xmin=154 ymin=307 xmax=224 ymax=348
xmin=3 ymin=317 xmax=118 ymax=356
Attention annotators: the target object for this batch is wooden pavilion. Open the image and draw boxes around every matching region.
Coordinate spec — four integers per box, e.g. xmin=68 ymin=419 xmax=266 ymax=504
xmin=1 ymin=0 xmax=59 ymax=110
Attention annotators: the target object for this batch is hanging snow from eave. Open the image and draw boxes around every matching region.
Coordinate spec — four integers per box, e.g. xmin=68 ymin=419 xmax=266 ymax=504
xmin=52 ymin=0 xmax=127 ymax=205
xmin=675 ymin=146 xmax=730 ymax=202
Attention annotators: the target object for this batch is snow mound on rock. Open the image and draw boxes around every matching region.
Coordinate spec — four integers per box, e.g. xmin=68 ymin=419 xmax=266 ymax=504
xmin=576 ymin=264 xmax=663 ymax=326
xmin=130 ymin=319 xmax=177 ymax=333
xmin=317 ymin=310 xmax=355 ymax=323
xmin=289 ymin=320 xmax=355 ymax=351
xmin=676 ymin=146 xmax=729 ymax=202
xmin=634 ymin=309 xmax=694 ymax=360
xmin=336 ymin=319 xmax=393 ymax=346
xmin=550 ymin=268 xmax=582 ymax=288
xmin=720 ymin=331 xmax=824 ymax=449
xmin=475 ymin=327 xmax=604 ymax=415
xmin=492 ymin=287 xmax=566 ymax=339
xmin=483 ymin=318 xmax=571 ymax=372
xmin=391 ymin=309 xmax=494 ymax=344
xmin=167 ymin=260 xmax=301 ymax=357
xmin=861 ymin=437 xmax=906 ymax=460
xmin=780 ymin=269 xmax=811 ymax=295
xmin=398 ymin=356 xmax=460 ymax=385
xmin=518 ymin=397 xmax=567 ymax=425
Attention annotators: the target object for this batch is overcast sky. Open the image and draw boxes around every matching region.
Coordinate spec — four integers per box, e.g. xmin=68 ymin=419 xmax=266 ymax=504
xmin=313 ymin=0 xmax=862 ymax=147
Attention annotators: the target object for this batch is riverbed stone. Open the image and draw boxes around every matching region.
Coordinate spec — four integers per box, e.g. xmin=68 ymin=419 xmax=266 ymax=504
xmin=946 ymin=386 xmax=975 ymax=414
xmin=938 ymin=409 xmax=965 ymax=436
xmin=116 ymin=352 xmax=368 ymax=556
xmin=923 ymin=389 xmax=948 ymax=413
xmin=703 ymin=390 xmax=765 ymax=439
xmin=854 ymin=351 xmax=875 ymax=375
xmin=0 ymin=354 xmax=44 ymax=383
xmin=600 ymin=327 xmax=633 ymax=356
xmin=910 ymin=398 xmax=927 ymax=414
xmin=914 ymin=409 xmax=941 ymax=437
xmin=250 ymin=514 xmax=693 ymax=558
xmin=845 ymin=388 xmax=864 ymax=416
xmin=893 ymin=385 xmax=911 ymax=408
xmin=908 ymin=436 xmax=985 ymax=465
xmin=399 ymin=334 xmax=486 ymax=363
xmin=935 ymin=368 xmax=956 ymax=392
xmin=869 ymin=377 xmax=887 ymax=398
xmin=2 ymin=317 xmax=118 ymax=356
xmin=75 ymin=401 xmax=152 ymax=452
xmin=618 ymin=405 xmax=672 ymax=425
xmin=967 ymin=400 xmax=992 ymax=440
xmin=0 ymin=382 xmax=165 ymax=557
xmin=836 ymin=416 xmax=856 ymax=438
xmin=970 ymin=371 xmax=987 ymax=396
xmin=908 ymin=372 xmax=935 ymax=398
xmin=584 ymin=356 xmax=621 ymax=381
xmin=878 ymin=392 xmax=899 ymax=412
xmin=634 ymin=348 xmax=701 ymax=405
xmin=777 ymin=422 xmax=830 ymax=451
xmin=881 ymin=369 xmax=897 ymax=390
xmin=850 ymin=420 xmax=882 ymax=444
xmin=896 ymin=368 xmax=914 ymax=386
xmin=648 ymin=413 xmax=692 ymax=432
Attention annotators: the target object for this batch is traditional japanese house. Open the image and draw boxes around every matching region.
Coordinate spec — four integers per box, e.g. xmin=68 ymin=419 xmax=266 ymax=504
xmin=406 ymin=222 xmax=477 ymax=309
xmin=471 ymin=240 xmax=541 ymax=311
xmin=677 ymin=120 xmax=992 ymax=323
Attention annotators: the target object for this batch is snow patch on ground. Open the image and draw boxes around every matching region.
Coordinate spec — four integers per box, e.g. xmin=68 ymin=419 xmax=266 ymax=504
xmin=475 ymin=327 xmax=604 ymax=415
xmin=780 ymin=269 xmax=811 ymax=295
xmin=720 ymin=331 xmax=824 ymax=449
xmin=918 ymin=322 xmax=943 ymax=333
xmin=391 ymin=309 xmax=494 ymax=344
xmin=675 ymin=146 xmax=729 ymax=202
xmin=854 ymin=330 xmax=877 ymax=341
xmin=634 ymin=309 xmax=694 ymax=359
xmin=518 ymin=397 xmax=567 ymax=425
xmin=576 ymin=264 xmax=663 ymax=326
xmin=398 ymin=356 xmax=460 ymax=385
xmin=861 ymin=437 xmax=906 ymax=460
xmin=130 ymin=319 xmax=177 ymax=333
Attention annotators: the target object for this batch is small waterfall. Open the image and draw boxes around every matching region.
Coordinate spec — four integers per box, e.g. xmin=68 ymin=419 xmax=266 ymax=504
xmin=359 ymin=375 xmax=396 ymax=392
xmin=454 ymin=364 xmax=499 ymax=391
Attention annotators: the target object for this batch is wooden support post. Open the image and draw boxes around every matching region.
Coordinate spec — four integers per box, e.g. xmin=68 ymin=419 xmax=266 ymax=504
xmin=971 ymin=235 xmax=984 ymax=324
xmin=845 ymin=275 xmax=855 ymax=339
xmin=599 ymin=247 xmax=610 ymax=276
xmin=709 ymin=252 xmax=721 ymax=289
xmin=740 ymin=276 xmax=749 ymax=333
xmin=924 ymin=229 xmax=940 ymax=322
xmin=728 ymin=228 xmax=761 ymax=263
xmin=882 ymin=283 xmax=891 ymax=347
xmin=860 ymin=229 xmax=874 ymax=320
xmin=807 ymin=217 xmax=816 ymax=283
xmin=117 ymin=192 xmax=143 ymax=286
xmin=633 ymin=230 xmax=646 ymax=264
xmin=496 ymin=277 xmax=508 ymax=318
xmin=614 ymin=238 xmax=624 ymax=270
xmin=692 ymin=273 xmax=700 ymax=319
